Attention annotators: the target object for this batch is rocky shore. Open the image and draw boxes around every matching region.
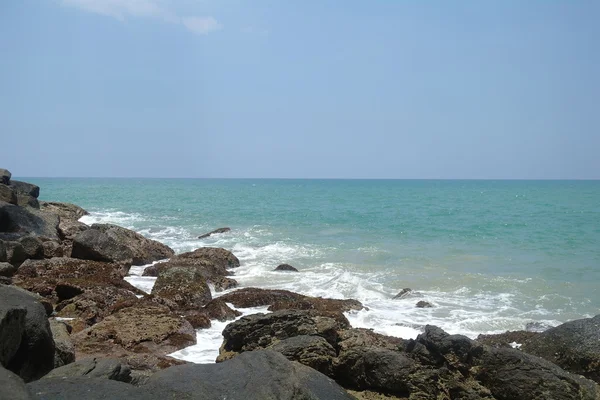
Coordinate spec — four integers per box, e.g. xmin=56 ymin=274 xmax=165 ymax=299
xmin=1 ymin=168 xmax=599 ymax=399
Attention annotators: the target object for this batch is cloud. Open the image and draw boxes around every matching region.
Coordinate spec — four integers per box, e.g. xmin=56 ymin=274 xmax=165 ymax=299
xmin=181 ymin=16 xmax=222 ymax=35
xmin=61 ymin=0 xmax=221 ymax=34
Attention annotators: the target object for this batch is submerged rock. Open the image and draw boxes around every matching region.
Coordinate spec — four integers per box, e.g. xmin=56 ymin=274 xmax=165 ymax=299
xmin=198 ymin=227 xmax=231 ymax=239
xmin=71 ymin=224 xmax=174 ymax=266
xmin=274 ymin=263 xmax=299 ymax=272
xmin=392 ymin=287 xmax=412 ymax=299
xmin=415 ymin=300 xmax=433 ymax=308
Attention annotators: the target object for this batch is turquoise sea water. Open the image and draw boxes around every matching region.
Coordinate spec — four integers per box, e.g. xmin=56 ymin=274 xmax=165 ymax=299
xmin=27 ymin=178 xmax=600 ymax=340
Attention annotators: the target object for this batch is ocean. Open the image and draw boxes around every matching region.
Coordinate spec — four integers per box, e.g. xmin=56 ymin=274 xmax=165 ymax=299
xmin=26 ymin=178 xmax=600 ymax=362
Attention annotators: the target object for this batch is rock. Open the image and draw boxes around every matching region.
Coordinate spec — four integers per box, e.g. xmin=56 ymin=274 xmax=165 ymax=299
xmin=337 ymin=328 xmax=406 ymax=353
xmin=198 ymin=227 xmax=231 ymax=239
xmin=151 ymin=266 xmax=212 ymax=310
xmin=146 ymin=350 xmax=355 ymax=400
xmin=204 ymin=299 xmax=241 ymax=322
xmin=415 ymin=300 xmax=433 ymax=308
xmin=15 ymin=195 xmax=40 ymax=209
xmin=0 ymin=169 xmax=11 ymax=185
xmin=41 ymin=241 xmax=63 ymax=258
xmin=392 ymin=288 xmax=412 ymax=299
xmin=49 ymin=319 xmax=75 ymax=368
xmin=212 ymin=276 xmax=238 ymax=291
xmin=40 ymin=201 xmax=88 ymax=221
xmin=218 ymin=287 xmax=363 ymax=313
xmin=185 ymin=247 xmax=240 ymax=269
xmin=71 ymin=224 xmax=174 ymax=266
xmin=0 ymin=261 xmax=16 ymax=277
xmin=57 ymin=220 xmax=89 ymax=240
xmin=270 ymin=335 xmax=337 ymax=375
xmin=218 ymin=310 xmax=349 ymax=362
xmin=42 ymin=358 xmax=131 ymax=383
xmin=0 ymin=240 xmax=5 ymax=262
xmin=0 ymin=285 xmax=55 ymax=382
xmin=4 ymin=240 xmax=28 ymax=266
xmin=0 ymin=184 xmax=17 ymax=205
xmin=476 ymin=330 xmax=539 ymax=348
xmin=525 ymin=321 xmax=554 ymax=332
xmin=18 ymin=235 xmax=44 ymax=260
xmin=275 ymin=263 xmax=299 ymax=272
xmin=0 ymin=365 xmax=34 ymax=400
xmin=182 ymin=310 xmax=211 ymax=329
xmin=27 ymin=377 xmax=146 ymax=400
xmin=8 ymin=181 xmax=40 ymax=199
xmin=0 ymin=201 xmax=60 ymax=240
xmin=0 ymin=300 xmax=26 ymax=367
xmin=520 ymin=314 xmax=600 ymax=383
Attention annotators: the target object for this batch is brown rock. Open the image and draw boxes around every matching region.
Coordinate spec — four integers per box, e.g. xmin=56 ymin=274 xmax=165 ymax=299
xmin=151 ymin=267 xmax=212 ymax=310
xmin=204 ymin=299 xmax=241 ymax=322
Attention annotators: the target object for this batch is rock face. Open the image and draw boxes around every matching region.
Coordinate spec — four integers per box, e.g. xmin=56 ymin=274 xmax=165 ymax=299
xmin=8 ymin=181 xmax=40 ymax=199
xmin=275 ymin=263 xmax=299 ymax=272
xmin=0 ymin=365 xmax=33 ymax=400
xmin=146 ymin=350 xmax=355 ymax=400
xmin=49 ymin=319 xmax=75 ymax=368
xmin=198 ymin=227 xmax=231 ymax=239
xmin=0 ymin=184 xmax=18 ymax=205
xmin=151 ymin=266 xmax=212 ymax=309
xmin=71 ymin=224 xmax=174 ymax=266
xmin=0 ymin=286 xmax=55 ymax=382
xmin=0 ymin=201 xmax=60 ymax=240
xmin=520 ymin=314 xmax=600 ymax=383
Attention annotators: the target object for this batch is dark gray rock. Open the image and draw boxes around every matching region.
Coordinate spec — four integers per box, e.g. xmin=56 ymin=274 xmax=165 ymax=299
xmin=198 ymin=227 xmax=231 ymax=239
xmin=57 ymin=219 xmax=88 ymax=240
xmin=9 ymin=181 xmax=40 ymax=199
xmin=0 ymin=184 xmax=17 ymax=205
xmin=392 ymin=287 xmax=412 ymax=299
xmin=71 ymin=224 xmax=174 ymax=266
xmin=39 ymin=201 xmax=88 ymax=221
xmin=0 ymin=201 xmax=60 ymax=240
xmin=415 ymin=300 xmax=433 ymax=308
xmin=0 ymin=365 xmax=33 ymax=400
xmin=275 ymin=263 xmax=299 ymax=272
xmin=18 ymin=235 xmax=44 ymax=261
xmin=49 ymin=320 xmax=75 ymax=368
xmin=27 ymin=377 xmax=146 ymax=400
xmin=0 ymin=261 xmax=16 ymax=277
xmin=0 ymin=286 xmax=55 ymax=382
xmin=0 ymin=303 xmax=26 ymax=367
xmin=520 ymin=314 xmax=600 ymax=383
xmin=0 ymin=169 xmax=11 ymax=185
xmin=4 ymin=240 xmax=28 ymax=266
xmin=270 ymin=335 xmax=337 ymax=375
xmin=146 ymin=350 xmax=355 ymax=400
xmin=42 ymin=358 xmax=131 ymax=383
xmin=16 ymin=195 xmax=40 ymax=209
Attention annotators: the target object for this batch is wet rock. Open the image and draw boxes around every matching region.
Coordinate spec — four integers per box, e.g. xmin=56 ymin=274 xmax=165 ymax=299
xmin=212 ymin=276 xmax=238 ymax=291
xmin=146 ymin=350 xmax=355 ymax=400
xmin=270 ymin=335 xmax=337 ymax=375
xmin=0 ymin=184 xmax=18 ymax=205
xmin=0 ymin=169 xmax=11 ymax=185
xmin=415 ymin=300 xmax=433 ymax=308
xmin=0 ymin=285 xmax=55 ymax=382
xmin=71 ymin=224 xmax=174 ymax=266
xmin=184 ymin=247 xmax=240 ymax=269
xmin=275 ymin=263 xmax=299 ymax=272
xmin=42 ymin=358 xmax=132 ymax=383
xmin=0 ymin=365 xmax=33 ymax=400
xmin=0 ymin=261 xmax=16 ymax=277
xmin=49 ymin=319 xmax=75 ymax=368
xmin=0 ymin=201 xmax=60 ymax=240
xmin=151 ymin=266 xmax=212 ymax=310
xmin=40 ymin=201 xmax=88 ymax=221
xmin=8 ymin=181 xmax=40 ymax=199
xmin=525 ymin=321 xmax=554 ymax=332
xmin=204 ymin=299 xmax=241 ymax=322
xmin=520 ymin=314 xmax=600 ymax=383
xmin=476 ymin=330 xmax=540 ymax=348
xmin=198 ymin=227 xmax=231 ymax=239
xmin=182 ymin=310 xmax=211 ymax=329
xmin=218 ymin=287 xmax=363 ymax=313
xmin=392 ymin=287 xmax=412 ymax=299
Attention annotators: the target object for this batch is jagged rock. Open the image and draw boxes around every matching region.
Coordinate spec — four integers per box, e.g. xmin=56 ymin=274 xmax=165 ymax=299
xmin=415 ymin=300 xmax=433 ymax=308
xmin=204 ymin=299 xmax=241 ymax=322
xmin=49 ymin=319 xmax=75 ymax=368
xmin=8 ymin=181 xmax=39 ymax=199
xmin=0 ymin=201 xmax=60 ymax=240
xmin=40 ymin=201 xmax=88 ymax=221
xmin=41 ymin=241 xmax=63 ymax=258
xmin=0 ymin=285 xmax=55 ymax=382
xmin=0 ymin=261 xmax=16 ymax=277
xmin=337 ymin=328 xmax=406 ymax=353
xmin=0 ymin=365 xmax=33 ymax=400
xmin=274 ymin=263 xmax=299 ymax=272
xmin=476 ymin=330 xmax=539 ymax=348
xmin=146 ymin=350 xmax=355 ymax=400
xmin=71 ymin=224 xmax=174 ymax=266
xmin=212 ymin=276 xmax=238 ymax=291
xmin=0 ymin=184 xmax=17 ymax=205
xmin=43 ymin=358 xmax=131 ymax=383
xmin=392 ymin=288 xmax=412 ymax=299
xmin=151 ymin=266 xmax=212 ymax=310
xmin=218 ymin=287 xmax=363 ymax=313
xmin=0 ymin=169 xmax=11 ymax=185
xmin=520 ymin=314 xmax=600 ymax=383
xmin=198 ymin=227 xmax=231 ymax=239
xmin=270 ymin=335 xmax=337 ymax=375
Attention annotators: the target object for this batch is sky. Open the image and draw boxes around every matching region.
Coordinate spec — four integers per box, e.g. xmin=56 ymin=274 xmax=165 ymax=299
xmin=1 ymin=0 xmax=599 ymax=179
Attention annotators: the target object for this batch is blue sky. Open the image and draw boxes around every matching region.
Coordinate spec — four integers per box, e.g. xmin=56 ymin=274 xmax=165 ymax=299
xmin=1 ymin=0 xmax=599 ymax=178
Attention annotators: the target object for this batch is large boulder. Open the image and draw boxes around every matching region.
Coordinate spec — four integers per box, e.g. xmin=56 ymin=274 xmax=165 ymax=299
xmin=3 ymin=240 xmax=28 ymax=266
xmin=40 ymin=201 xmax=88 ymax=221
xmin=151 ymin=266 xmax=212 ymax=310
xmin=18 ymin=235 xmax=44 ymax=261
xmin=8 ymin=181 xmax=40 ymax=199
xmin=42 ymin=358 xmax=131 ymax=383
xmin=0 ymin=184 xmax=17 ymax=205
xmin=71 ymin=224 xmax=174 ymax=266
xmin=145 ymin=350 xmax=355 ymax=400
xmin=218 ymin=287 xmax=363 ymax=313
xmin=0 ymin=201 xmax=60 ymax=240
xmin=0 ymin=365 xmax=33 ymax=400
xmin=0 ymin=286 xmax=55 ymax=382
xmin=520 ymin=314 xmax=600 ymax=383
xmin=27 ymin=377 xmax=147 ymax=400
xmin=270 ymin=335 xmax=337 ymax=375
xmin=0 ymin=169 xmax=11 ymax=185
xmin=49 ymin=319 xmax=75 ymax=368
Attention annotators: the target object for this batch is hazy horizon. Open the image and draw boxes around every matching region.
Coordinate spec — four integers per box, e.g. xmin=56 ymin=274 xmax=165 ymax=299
xmin=2 ymin=1 xmax=599 ymax=179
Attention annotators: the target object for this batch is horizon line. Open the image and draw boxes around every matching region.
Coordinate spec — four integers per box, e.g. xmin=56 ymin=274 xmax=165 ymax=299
xmin=17 ymin=176 xmax=600 ymax=181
